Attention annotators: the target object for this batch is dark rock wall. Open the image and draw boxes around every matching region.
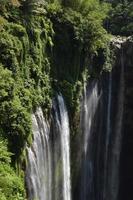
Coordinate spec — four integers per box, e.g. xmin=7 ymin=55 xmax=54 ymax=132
xmin=120 ymin=40 xmax=133 ymax=200
xmin=72 ymin=42 xmax=127 ymax=200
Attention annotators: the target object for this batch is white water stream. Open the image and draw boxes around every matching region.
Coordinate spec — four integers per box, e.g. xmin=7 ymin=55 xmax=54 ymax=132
xmin=26 ymin=95 xmax=71 ymax=200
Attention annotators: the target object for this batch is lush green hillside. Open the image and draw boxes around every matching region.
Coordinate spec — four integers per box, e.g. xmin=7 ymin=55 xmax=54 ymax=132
xmin=0 ymin=0 xmax=132 ymax=199
xmin=103 ymin=0 xmax=133 ymax=35
xmin=0 ymin=137 xmax=26 ymax=200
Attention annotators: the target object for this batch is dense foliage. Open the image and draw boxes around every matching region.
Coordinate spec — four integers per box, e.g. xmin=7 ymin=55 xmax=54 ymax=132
xmin=46 ymin=0 xmax=110 ymax=116
xmin=104 ymin=0 xmax=133 ymax=36
xmin=0 ymin=16 xmax=53 ymax=154
xmin=0 ymin=136 xmax=26 ymax=200
xmin=1 ymin=0 xmax=131 ymax=199
xmin=0 ymin=1 xmax=53 ymax=198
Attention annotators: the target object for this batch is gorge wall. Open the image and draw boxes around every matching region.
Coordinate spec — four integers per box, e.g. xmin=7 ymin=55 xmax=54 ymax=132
xmin=0 ymin=1 xmax=133 ymax=200
xmin=120 ymin=39 xmax=133 ymax=200
xmin=25 ymin=38 xmax=133 ymax=200
xmin=70 ymin=39 xmax=126 ymax=200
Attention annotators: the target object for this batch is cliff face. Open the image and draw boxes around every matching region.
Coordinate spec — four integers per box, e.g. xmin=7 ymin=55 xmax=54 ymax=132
xmin=0 ymin=2 xmax=109 ymax=199
xmin=120 ymin=38 xmax=133 ymax=200
xmin=24 ymin=36 xmax=133 ymax=200
xmin=72 ymin=38 xmax=126 ymax=200
xmin=0 ymin=2 xmax=133 ymax=200
xmin=0 ymin=0 xmax=109 ymax=162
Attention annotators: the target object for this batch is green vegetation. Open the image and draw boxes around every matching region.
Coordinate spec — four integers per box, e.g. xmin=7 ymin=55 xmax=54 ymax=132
xmin=104 ymin=0 xmax=133 ymax=36
xmin=0 ymin=2 xmax=53 ymax=198
xmin=47 ymin=0 xmax=110 ymax=118
xmin=0 ymin=136 xmax=26 ymax=200
xmin=1 ymin=0 xmax=131 ymax=199
xmin=0 ymin=17 xmax=53 ymax=157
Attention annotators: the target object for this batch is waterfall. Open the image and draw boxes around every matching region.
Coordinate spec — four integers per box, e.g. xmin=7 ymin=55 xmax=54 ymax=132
xmin=108 ymin=48 xmax=125 ymax=200
xmin=77 ymin=49 xmax=125 ymax=200
xmin=103 ymin=47 xmax=125 ymax=200
xmin=103 ymin=72 xmax=112 ymax=199
xmin=26 ymin=49 xmax=125 ymax=200
xmin=83 ymin=82 xmax=99 ymax=155
xmin=26 ymin=95 xmax=71 ymax=200
xmin=26 ymin=108 xmax=52 ymax=200
xmin=80 ymin=81 xmax=100 ymax=200
xmin=106 ymin=73 xmax=112 ymax=151
xmin=52 ymin=95 xmax=71 ymax=200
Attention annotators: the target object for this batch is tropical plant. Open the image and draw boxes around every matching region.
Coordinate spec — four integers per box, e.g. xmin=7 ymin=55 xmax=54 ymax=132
xmin=0 ymin=137 xmax=26 ymax=200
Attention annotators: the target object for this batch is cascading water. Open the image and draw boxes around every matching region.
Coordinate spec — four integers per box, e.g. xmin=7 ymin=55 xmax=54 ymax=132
xmin=26 ymin=95 xmax=71 ymax=200
xmin=103 ymin=72 xmax=112 ymax=200
xmin=102 ymin=46 xmax=125 ymax=200
xmin=108 ymin=47 xmax=125 ymax=200
xmin=26 ymin=108 xmax=52 ymax=200
xmin=26 ymin=45 xmax=125 ymax=200
xmin=76 ymin=45 xmax=125 ymax=200
xmin=53 ymin=95 xmax=71 ymax=200
xmin=80 ymin=81 xmax=100 ymax=200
